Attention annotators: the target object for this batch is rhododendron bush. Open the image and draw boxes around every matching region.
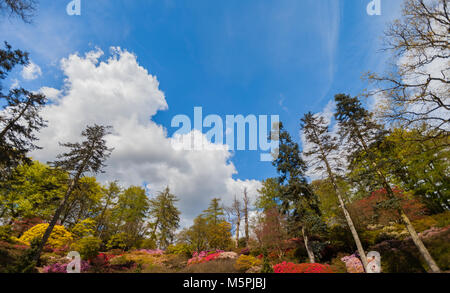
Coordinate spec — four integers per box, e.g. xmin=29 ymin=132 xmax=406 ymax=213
xmin=42 ymin=260 xmax=90 ymax=273
xmin=348 ymin=188 xmax=427 ymax=226
xmin=187 ymin=250 xmax=225 ymax=265
xmin=341 ymin=254 xmax=365 ymax=273
xmin=273 ymin=262 xmax=335 ymax=273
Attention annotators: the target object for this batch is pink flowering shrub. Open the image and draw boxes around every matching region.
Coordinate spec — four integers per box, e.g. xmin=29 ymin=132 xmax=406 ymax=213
xmin=188 ymin=250 xmax=225 ymax=265
xmin=42 ymin=261 xmax=90 ymax=273
xmin=341 ymin=254 xmax=364 ymax=273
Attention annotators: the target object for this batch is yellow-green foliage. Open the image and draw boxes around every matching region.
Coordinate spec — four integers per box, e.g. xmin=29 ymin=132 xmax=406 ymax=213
xmin=106 ymin=233 xmax=128 ymax=250
xmin=0 ymin=225 xmax=12 ymax=242
xmin=19 ymin=223 xmax=73 ymax=248
xmin=234 ymin=255 xmax=262 ymax=272
xmin=412 ymin=212 xmax=450 ymax=232
xmin=166 ymin=243 xmax=192 ymax=257
xmin=72 ymin=219 xmax=96 ymax=239
xmin=72 ymin=236 xmax=102 ymax=260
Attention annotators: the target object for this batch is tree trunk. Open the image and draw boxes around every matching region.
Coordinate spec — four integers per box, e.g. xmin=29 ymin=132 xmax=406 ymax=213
xmin=399 ymin=209 xmax=441 ymax=273
xmin=243 ymin=189 xmax=249 ymax=246
xmin=321 ymin=156 xmax=368 ymax=271
xmin=302 ymin=226 xmax=315 ymax=263
xmin=235 ymin=217 xmax=240 ymax=248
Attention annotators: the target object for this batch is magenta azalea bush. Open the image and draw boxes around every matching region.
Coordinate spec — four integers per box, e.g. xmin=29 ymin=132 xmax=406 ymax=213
xmin=341 ymin=253 xmax=364 ymax=273
xmin=42 ymin=260 xmax=90 ymax=273
xmin=188 ymin=250 xmax=226 ymax=265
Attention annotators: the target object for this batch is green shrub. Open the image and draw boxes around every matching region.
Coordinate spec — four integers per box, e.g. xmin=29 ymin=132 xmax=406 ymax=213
xmin=260 ymin=249 xmax=273 ymax=273
xmin=166 ymin=243 xmax=192 ymax=257
xmin=73 ymin=236 xmax=102 ymax=260
xmin=106 ymin=233 xmax=129 ymax=251
xmin=431 ymin=212 xmax=450 ymax=228
xmin=139 ymin=238 xmax=157 ymax=250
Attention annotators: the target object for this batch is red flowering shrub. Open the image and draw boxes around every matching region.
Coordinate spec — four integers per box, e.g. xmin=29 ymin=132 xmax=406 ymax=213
xmin=349 ymin=187 xmax=427 ymax=226
xmin=273 ymin=262 xmax=335 ymax=273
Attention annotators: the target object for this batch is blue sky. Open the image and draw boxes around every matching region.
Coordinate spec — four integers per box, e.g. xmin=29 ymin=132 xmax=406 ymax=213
xmin=0 ymin=0 xmax=404 ymax=221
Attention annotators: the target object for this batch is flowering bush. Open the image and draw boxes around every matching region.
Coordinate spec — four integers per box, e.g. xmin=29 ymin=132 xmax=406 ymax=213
xmin=240 ymin=248 xmax=250 ymax=255
xmin=218 ymin=252 xmax=238 ymax=259
xmin=42 ymin=260 xmax=90 ymax=273
xmin=341 ymin=254 xmax=364 ymax=273
xmin=234 ymin=255 xmax=262 ymax=272
xmin=187 ymin=250 xmax=225 ymax=265
xmin=19 ymin=224 xmax=73 ymax=248
xmin=273 ymin=262 xmax=335 ymax=273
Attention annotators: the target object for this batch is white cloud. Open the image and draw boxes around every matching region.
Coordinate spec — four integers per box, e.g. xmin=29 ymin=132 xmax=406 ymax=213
xmin=21 ymin=61 xmax=42 ymax=80
xmin=39 ymin=87 xmax=61 ymax=102
xmin=33 ymin=47 xmax=260 ymax=227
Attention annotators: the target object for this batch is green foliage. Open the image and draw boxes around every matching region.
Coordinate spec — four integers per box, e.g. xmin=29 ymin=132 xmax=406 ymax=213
xmin=139 ymin=238 xmax=157 ymax=250
xmin=73 ymin=236 xmax=102 ymax=260
xmin=111 ymin=186 xmax=149 ymax=249
xmin=255 ymin=178 xmax=281 ymax=211
xmin=106 ymin=233 xmax=129 ymax=251
xmin=0 ymin=225 xmax=12 ymax=242
xmin=0 ymin=161 xmax=68 ymax=222
xmin=72 ymin=218 xmax=96 ymax=239
xmin=166 ymin=243 xmax=192 ymax=257
xmin=61 ymin=177 xmax=103 ymax=227
xmin=272 ymin=122 xmax=322 ymax=237
xmin=11 ymin=237 xmax=41 ymax=273
xmin=148 ymin=187 xmax=181 ymax=249
xmin=260 ymin=249 xmax=273 ymax=273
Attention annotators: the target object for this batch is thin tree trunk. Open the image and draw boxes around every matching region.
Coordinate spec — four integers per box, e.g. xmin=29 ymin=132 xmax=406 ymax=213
xmin=302 ymin=226 xmax=315 ymax=263
xmin=310 ymin=126 xmax=368 ymax=271
xmin=235 ymin=216 xmax=240 ymax=248
xmin=399 ymin=209 xmax=441 ymax=273
xmin=243 ymin=189 xmax=249 ymax=245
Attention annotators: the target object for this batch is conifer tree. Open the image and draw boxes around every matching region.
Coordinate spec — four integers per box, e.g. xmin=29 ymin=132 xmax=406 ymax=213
xmin=273 ymin=122 xmax=321 ymax=263
xmin=301 ymin=112 xmax=368 ymax=270
xmin=148 ymin=186 xmax=181 ymax=249
xmin=32 ymin=124 xmax=113 ymax=264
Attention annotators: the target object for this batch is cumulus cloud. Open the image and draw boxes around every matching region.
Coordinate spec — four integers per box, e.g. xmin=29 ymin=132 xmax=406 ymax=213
xmin=21 ymin=61 xmax=42 ymax=80
xmin=33 ymin=47 xmax=260 ymax=227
